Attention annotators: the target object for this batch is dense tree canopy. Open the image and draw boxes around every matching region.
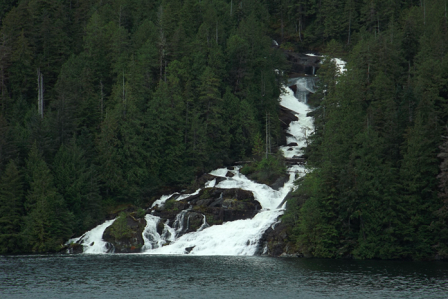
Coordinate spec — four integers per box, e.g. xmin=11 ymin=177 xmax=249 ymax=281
xmin=0 ymin=0 xmax=448 ymax=258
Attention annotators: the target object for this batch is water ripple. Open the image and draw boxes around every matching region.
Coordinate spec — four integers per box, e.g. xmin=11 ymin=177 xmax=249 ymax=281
xmin=1 ymin=255 xmax=447 ymax=298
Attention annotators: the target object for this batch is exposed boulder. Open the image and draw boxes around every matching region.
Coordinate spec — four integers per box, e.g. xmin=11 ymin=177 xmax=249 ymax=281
xmin=63 ymin=242 xmax=83 ymax=254
xmin=192 ymin=173 xmax=226 ymax=189
xmin=103 ymin=214 xmax=146 ymax=253
xmin=260 ymin=221 xmax=301 ymax=257
xmin=270 ymin=175 xmax=289 ymax=191
xmin=282 ymin=50 xmax=321 ymax=75
xmin=149 ymin=186 xmax=261 ymax=237
xmin=191 ymin=188 xmax=261 ymax=226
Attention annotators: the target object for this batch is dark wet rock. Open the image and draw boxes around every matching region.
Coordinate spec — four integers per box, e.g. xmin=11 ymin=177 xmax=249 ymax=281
xmin=194 ymin=173 xmax=216 ymax=188
xmin=220 ymin=188 xmax=254 ymax=200
xmin=195 ymin=198 xmax=214 ymax=207
xmin=287 ymin=142 xmax=298 ymax=146
xmin=226 ymin=171 xmax=235 ymax=177
xmin=259 ymin=221 xmax=300 ymax=257
xmin=282 ymin=50 xmax=321 ymax=75
xmin=270 ymin=175 xmax=289 ymax=191
xmin=193 ymin=173 xmax=226 ymax=189
xmin=287 ymin=148 xmax=293 ymax=151
xmin=171 ymin=187 xmax=262 ymax=228
xmin=279 ymin=106 xmax=299 ymax=129
xmin=279 ymin=106 xmax=299 ymax=146
xmin=152 ymin=199 xmax=190 ymax=223
xmin=186 ymin=212 xmax=204 ymax=233
xmin=306 ymin=110 xmax=318 ymax=118
xmin=185 ymin=246 xmax=195 ymax=254
xmin=63 ymin=242 xmax=83 ymax=254
xmin=179 ymin=192 xmax=201 ymax=203
xmin=208 ymin=197 xmax=224 ymax=208
xmin=156 ymin=220 xmax=165 ymax=235
xmin=217 ymin=177 xmax=227 ymax=184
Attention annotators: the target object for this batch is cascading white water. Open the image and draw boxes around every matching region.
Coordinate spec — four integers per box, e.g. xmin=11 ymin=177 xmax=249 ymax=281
xmin=66 ymin=218 xmax=116 ymax=254
xmin=287 ymin=77 xmax=316 ymax=103
xmin=197 ymin=215 xmax=210 ymax=231
xmin=141 ymin=214 xmax=164 ymax=250
xmin=140 ymin=85 xmax=314 ymax=255
xmin=280 ymin=86 xmax=315 ymax=159
xmin=172 ymin=208 xmax=193 ymax=238
xmin=150 ymin=189 xmax=201 ymax=209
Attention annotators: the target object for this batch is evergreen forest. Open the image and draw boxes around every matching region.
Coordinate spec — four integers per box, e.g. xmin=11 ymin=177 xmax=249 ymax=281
xmin=0 ymin=0 xmax=448 ymax=259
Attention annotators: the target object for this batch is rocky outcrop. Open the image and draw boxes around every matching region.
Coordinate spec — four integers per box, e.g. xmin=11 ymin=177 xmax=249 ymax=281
xmin=103 ymin=214 xmax=146 ymax=253
xmin=282 ymin=50 xmax=321 ymax=76
xmin=279 ymin=106 xmax=299 ymax=146
xmin=260 ymin=222 xmax=302 ymax=257
xmin=65 ymin=242 xmax=83 ymax=254
xmin=151 ymin=187 xmax=260 ymax=236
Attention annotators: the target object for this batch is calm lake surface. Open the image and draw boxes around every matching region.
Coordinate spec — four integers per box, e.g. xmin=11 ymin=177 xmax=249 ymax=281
xmin=1 ymin=254 xmax=447 ymax=298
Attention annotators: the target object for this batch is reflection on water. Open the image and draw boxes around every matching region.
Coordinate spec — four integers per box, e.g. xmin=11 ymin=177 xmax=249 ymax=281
xmin=1 ymin=255 xmax=447 ymax=298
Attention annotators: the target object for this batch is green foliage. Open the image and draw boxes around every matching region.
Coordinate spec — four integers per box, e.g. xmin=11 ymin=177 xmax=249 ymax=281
xmin=163 ymin=198 xmax=176 ymax=211
xmin=240 ymin=164 xmax=256 ymax=176
xmin=283 ymin=0 xmax=448 ymax=260
xmin=53 ymin=141 xmax=103 ymax=235
xmin=0 ymin=159 xmax=24 ymax=254
xmin=110 ymin=212 xmax=132 ymax=240
xmin=23 ymin=144 xmax=73 ymax=253
xmin=135 ymin=208 xmax=146 ymax=219
xmin=251 ymin=133 xmax=264 ymax=160
xmin=246 ymin=153 xmax=287 ymax=185
xmin=200 ymin=189 xmax=211 ymax=200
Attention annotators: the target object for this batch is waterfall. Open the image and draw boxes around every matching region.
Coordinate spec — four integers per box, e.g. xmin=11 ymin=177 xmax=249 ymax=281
xmin=287 ymin=77 xmax=317 ymax=103
xmin=173 ymin=208 xmax=192 ymax=238
xmin=279 ymin=86 xmax=315 ymax=159
xmin=139 ymin=84 xmax=314 ymax=255
xmin=197 ymin=215 xmax=210 ymax=231
xmin=68 ymin=82 xmax=315 ymax=255
xmin=66 ymin=218 xmax=116 ymax=254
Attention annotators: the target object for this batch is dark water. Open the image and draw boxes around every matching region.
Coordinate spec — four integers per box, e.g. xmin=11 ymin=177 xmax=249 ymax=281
xmin=1 ymin=255 xmax=447 ymax=298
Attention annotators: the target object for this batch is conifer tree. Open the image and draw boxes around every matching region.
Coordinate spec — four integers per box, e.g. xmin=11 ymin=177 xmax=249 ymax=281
xmin=0 ymin=159 xmax=24 ymax=253
xmin=24 ymin=143 xmax=72 ymax=252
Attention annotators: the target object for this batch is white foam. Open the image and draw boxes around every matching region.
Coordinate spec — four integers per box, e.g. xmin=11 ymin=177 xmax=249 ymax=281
xmin=142 ymin=209 xmax=284 ymax=255
xmin=279 ymin=86 xmax=314 ymax=158
xmin=67 ymin=219 xmax=116 ymax=254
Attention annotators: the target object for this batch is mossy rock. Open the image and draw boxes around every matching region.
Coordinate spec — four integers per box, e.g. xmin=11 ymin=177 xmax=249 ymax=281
xmin=103 ymin=212 xmax=146 ymax=253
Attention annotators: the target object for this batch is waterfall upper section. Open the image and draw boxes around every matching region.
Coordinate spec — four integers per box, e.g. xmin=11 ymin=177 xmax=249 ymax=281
xmin=280 ymin=77 xmax=315 ymax=158
xmin=287 ymin=76 xmax=317 ymax=104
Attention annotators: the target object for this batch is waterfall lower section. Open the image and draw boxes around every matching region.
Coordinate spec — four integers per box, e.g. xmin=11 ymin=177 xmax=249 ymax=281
xmin=66 ymin=218 xmax=116 ymax=254
xmin=141 ymin=214 xmax=175 ymax=251
xmin=141 ymin=166 xmax=301 ymax=255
